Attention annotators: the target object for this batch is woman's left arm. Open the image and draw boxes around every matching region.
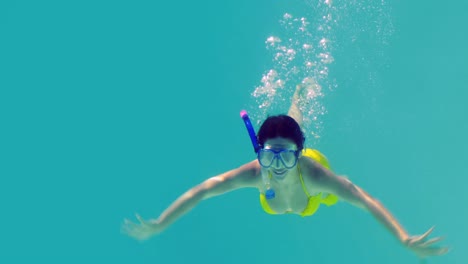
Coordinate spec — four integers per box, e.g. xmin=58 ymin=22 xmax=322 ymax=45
xmin=309 ymin=162 xmax=449 ymax=258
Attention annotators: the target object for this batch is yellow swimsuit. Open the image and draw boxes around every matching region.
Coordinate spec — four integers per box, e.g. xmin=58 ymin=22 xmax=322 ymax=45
xmin=259 ymin=149 xmax=338 ymax=217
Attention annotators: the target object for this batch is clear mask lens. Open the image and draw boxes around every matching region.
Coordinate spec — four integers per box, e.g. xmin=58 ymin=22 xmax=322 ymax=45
xmin=258 ymin=149 xmax=298 ymax=169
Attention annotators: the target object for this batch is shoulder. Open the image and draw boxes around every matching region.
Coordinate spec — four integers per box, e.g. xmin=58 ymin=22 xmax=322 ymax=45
xmin=298 ymin=155 xmax=324 ymax=181
xmin=200 ymin=160 xmax=262 ymax=198
xmin=237 ymin=160 xmax=262 ymax=179
xmin=298 ymin=154 xmax=357 ymax=198
xmin=298 ymin=154 xmax=340 ymax=189
xmin=216 ymin=159 xmax=262 ymax=188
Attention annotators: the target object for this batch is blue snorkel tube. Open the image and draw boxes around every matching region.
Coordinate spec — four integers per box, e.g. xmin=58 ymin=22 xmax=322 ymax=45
xmin=240 ymin=110 xmax=275 ymax=199
xmin=240 ymin=110 xmax=260 ymax=153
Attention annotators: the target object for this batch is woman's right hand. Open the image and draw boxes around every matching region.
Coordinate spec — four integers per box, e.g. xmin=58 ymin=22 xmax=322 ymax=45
xmin=121 ymin=214 xmax=161 ymax=241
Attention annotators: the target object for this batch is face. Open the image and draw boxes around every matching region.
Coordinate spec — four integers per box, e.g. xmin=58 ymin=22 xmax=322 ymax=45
xmin=260 ymin=137 xmax=299 ymax=180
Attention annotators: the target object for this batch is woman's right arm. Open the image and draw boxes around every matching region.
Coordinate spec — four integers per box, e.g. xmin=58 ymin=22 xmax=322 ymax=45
xmin=121 ymin=160 xmax=260 ymax=241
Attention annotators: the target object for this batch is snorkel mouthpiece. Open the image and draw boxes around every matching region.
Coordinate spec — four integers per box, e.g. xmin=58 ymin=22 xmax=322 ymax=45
xmin=240 ymin=110 xmax=275 ymax=199
xmin=265 ymin=189 xmax=275 ymax=199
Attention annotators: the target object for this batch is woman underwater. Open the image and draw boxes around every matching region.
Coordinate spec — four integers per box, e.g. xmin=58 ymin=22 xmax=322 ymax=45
xmin=122 ymin=85 xmax=449 ymax=259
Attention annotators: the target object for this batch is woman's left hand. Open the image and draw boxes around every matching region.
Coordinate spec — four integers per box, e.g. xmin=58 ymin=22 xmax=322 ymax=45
xmin=121 ymin=214 xmax=161 ymax=241
xmin=404 ymin=226 xmax=449 ymax=258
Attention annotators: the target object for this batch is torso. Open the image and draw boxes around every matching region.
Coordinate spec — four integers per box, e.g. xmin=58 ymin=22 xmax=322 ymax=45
xmin=256 ymin=157 xmax=324 ymax=215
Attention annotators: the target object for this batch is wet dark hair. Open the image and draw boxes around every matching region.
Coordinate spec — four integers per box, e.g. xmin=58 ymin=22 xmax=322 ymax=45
xmin=257 ymin=114 xmax=305 ymax=151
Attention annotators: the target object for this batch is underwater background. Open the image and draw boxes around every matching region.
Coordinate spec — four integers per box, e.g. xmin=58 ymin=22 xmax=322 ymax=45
xmin=1 ymin=0 xmax=467 ymax=263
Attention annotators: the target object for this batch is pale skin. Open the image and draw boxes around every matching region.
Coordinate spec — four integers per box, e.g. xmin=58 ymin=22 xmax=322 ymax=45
xmin=122 ymin=84 xmax=449 ymax=259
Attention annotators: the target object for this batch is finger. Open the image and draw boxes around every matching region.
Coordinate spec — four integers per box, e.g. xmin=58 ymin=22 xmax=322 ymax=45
xmin=120 ymin=222 xmax=133 ymax=234
xmin=121 ymin=219 xmax=139 ymax=233
xmin=437 ymin=247 xmax=450 ymax=255
xmin=411 ymin=226 xmax=435 ymax=245
xmin=419 ymin=226 xmax=435 ymax=241
xmin=425 ymin=247 xmax=449 ymax=256
xmin=420 ymin=236 xmax=445 ymax=247
xmin=136 ymin=213 xmax=144 ymax=223
xmin=416 ymin=246 xmax=449 ymax=258
xmin=123 ymin=218 xmax=138 ymax=227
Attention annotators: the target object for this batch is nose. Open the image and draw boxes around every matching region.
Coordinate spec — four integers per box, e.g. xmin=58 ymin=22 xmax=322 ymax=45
xmin=272 ymin=155 xmax=282 ymax=168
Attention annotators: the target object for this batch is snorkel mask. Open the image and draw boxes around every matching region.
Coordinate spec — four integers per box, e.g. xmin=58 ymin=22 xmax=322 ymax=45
xmin=240 ymin=110 xmax=275 ymax=199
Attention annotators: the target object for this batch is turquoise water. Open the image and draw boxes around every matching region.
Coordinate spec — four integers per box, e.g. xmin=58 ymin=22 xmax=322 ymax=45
xmin=1 ymin=0 xmax=467 ymax=263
